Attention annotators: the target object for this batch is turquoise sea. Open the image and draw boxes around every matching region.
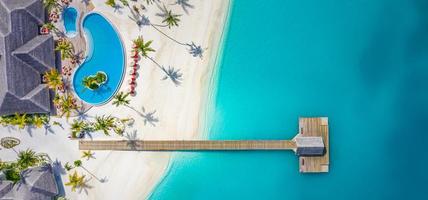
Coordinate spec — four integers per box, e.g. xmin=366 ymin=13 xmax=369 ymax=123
xmin=150 ymin=0 xmax=428 ymax=199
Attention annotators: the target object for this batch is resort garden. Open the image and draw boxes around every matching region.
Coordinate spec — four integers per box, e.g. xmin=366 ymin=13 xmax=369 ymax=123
xmin=1 ymin=0 xmax=204 ymax=195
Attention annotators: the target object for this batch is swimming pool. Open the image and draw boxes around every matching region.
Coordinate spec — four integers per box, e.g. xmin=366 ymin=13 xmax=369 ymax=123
xmin=63 ymin=7 xmax=78 ymax=37
xmin=72 ymin=13 xmax=125 ymax=105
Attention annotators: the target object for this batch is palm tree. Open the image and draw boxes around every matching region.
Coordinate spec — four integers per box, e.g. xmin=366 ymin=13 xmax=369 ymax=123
xmin=70 ymin=119 xmax=92 ymax=138
xmin=133 ymin=36 xmax=155 ymax=57
xmin=112 ymin=92 xmax=130 ymax=107
xmin=64 ymin=162 xmax=74 ymax=171
xmin=55 ymin=39 xmax=74 ymax=60
xmin=43 ymin=0 xmax=59 ymax=11
xmin=16 ymin=149 xmax=40 ymax=170
xmin=133 ymin=36 xmax=183 ymax=85
xmin=56 ymin=95 xmax=79 ymax=120
xmin=74 ymin=160 xmax=102 ymax=182
xmin=81 ymin=151 xmax=95 ymax=160
xmin=65 ymin=171 xmax=87 ymax=192
xmin=94 ymin=115 xmax=116 ymax=136
xmin=105 ymin=0 xmax=116 ymax=7
xmin=113 ymin=92 xmax=147 ymax=117
xmin=12 ymin=113 xmax=28 ymax=129
xmin=159 ymin=6 xmax=181 ymax=29
xmin=30 ymin=115 xmax=46 ymax=129
xmin=43 ymin=69 xmax=63 ymax=91
xmin=126 ymin=5 xmax=204 ymax=58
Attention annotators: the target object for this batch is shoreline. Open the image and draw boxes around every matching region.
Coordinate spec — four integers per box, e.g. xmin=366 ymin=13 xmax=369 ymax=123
xmin=148 ymin=1 xmax=233 ymax=197
xmin=81 ymin=0 xmax=232 ymax=199
xmin=199 ymin=0 xmax=234 ymax=139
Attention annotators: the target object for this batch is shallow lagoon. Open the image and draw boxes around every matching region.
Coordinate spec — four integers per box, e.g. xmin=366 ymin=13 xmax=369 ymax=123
xmin=151 ymin=0 xmax=428 ymax=199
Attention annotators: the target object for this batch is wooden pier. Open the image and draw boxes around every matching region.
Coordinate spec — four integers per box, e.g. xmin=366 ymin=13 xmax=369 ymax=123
xmin=79 ymin=140 xmax=297 ymax=151
xmin=79 ymin=117 xmax=329 ymax=173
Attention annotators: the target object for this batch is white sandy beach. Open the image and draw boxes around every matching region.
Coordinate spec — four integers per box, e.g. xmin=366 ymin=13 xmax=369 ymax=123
xmin=0 ymin=0 xmax=230 ymax=199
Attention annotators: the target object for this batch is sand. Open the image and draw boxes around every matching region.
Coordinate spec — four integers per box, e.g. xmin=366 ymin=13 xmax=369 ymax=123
xmin=0 ymin=0 xmax=230 ymax=199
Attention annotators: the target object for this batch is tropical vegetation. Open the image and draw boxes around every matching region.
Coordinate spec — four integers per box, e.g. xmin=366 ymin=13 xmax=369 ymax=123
xmin=157 ymin=4 xmax=181 ymax=28
xmin=0 ymin=113 xmax=49 ymax=129
xmin=53 ymin=94 xmax=80 ymax=120
xmin=93 ymin=115 xmax=117 ymax=136
xmin=55 ymin=38 xmax=74 ymax=60
xmin=70 ymin=119 xmax=93 ymax=138
xmin=43 ymin=0 xmax=60 ymax=11
xmin=43 ymin=69 xmax=63 ymax=91
xmin=112 ymin=92 xmax=131 ymax=107
xmin=82 ymin=151 xmax=95 ymax=160
xmin=65 ymin=171 xmax=88 ymax=192
xmin=0 ymin=149 xmax=50 ymax=183
xmin=82 ymin=71 xmax=108 ymax=90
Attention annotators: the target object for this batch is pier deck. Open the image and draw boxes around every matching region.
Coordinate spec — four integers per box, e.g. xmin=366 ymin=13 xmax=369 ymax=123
xmin=79 ymin=140 xmax=297 ymax=151
xmin=298 ymin=117 xmax=329 ymax=173
xmin=79 ymin=117 xmax=329 ymax=173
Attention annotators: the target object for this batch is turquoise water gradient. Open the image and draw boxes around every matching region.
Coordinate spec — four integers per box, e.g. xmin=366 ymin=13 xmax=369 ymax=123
xmin=151 ymin=0 xmax=428 ymax=199
xmin=63 ymin=7 xmax=77 ymax=37
xmin=73 ymin=13 xmax=125 ymax=105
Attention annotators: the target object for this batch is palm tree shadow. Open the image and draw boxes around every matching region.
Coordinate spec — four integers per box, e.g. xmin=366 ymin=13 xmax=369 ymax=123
xmin=124 ymin=130 xmax=139 ymax=150
xmin=44 ymin=124 xmax=55 ymax=135
xmin=161 ymin=66 xmax=183 ymax=86
xmin=113 ymin=5 xmax=124 ymax=14
xmin=171 ymin=0 xmax=194 ymax=15
xmin=78 ymin=177 xmax=93 ymax=195
xmin=99 ymin=177 xmax=108 ymax=183
xmin=186 ymin=42 xmax=205 ymax=59
xmin=73 ymin=51 xmax=85 ymax=64
xmin=76 ymin=109 xmax=94 ymax=121
xmin=25 ymin=127 xmax=34 ymax=137
xmin=141 ymin=107 xmax=159 ymax=127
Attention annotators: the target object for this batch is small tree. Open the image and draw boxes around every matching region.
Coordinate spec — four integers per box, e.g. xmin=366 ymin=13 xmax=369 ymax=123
xmin=81 ymin=151 xmax=95 ymax=161
xmin=43 ymin=69 xmax=63 ymax=91
xmin=65 ymin=171 xmax=87 ymax=192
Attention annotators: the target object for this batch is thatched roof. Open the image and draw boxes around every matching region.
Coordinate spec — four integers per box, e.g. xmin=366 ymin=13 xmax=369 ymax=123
xmin=0 ymin=164 xmax=59 ymax=200
xmin=0 ymin=0 xmax=56 ymax=116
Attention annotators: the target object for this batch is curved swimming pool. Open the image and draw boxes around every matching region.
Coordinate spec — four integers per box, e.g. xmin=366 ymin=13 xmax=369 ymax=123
xmin=63 ymin=7 xmax=78 ymax=37
xmin=72 ymin=13 xmax=125 ymax=105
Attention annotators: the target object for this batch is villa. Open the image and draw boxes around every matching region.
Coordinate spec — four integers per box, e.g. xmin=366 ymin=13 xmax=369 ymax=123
xmin=0 ymin=164 xmax=59 ymax=200
xmin=0 ymin=0 xmax=56 ymax=116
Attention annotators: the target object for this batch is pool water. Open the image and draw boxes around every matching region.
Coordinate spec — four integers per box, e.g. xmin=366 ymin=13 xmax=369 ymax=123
xmin=150 ymin=0 xmax=428 ymax=199
xmin=63 ymin=7 xmax=78 ymax=37
xmin=72 ymin=13 xmax=125 ymax=105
